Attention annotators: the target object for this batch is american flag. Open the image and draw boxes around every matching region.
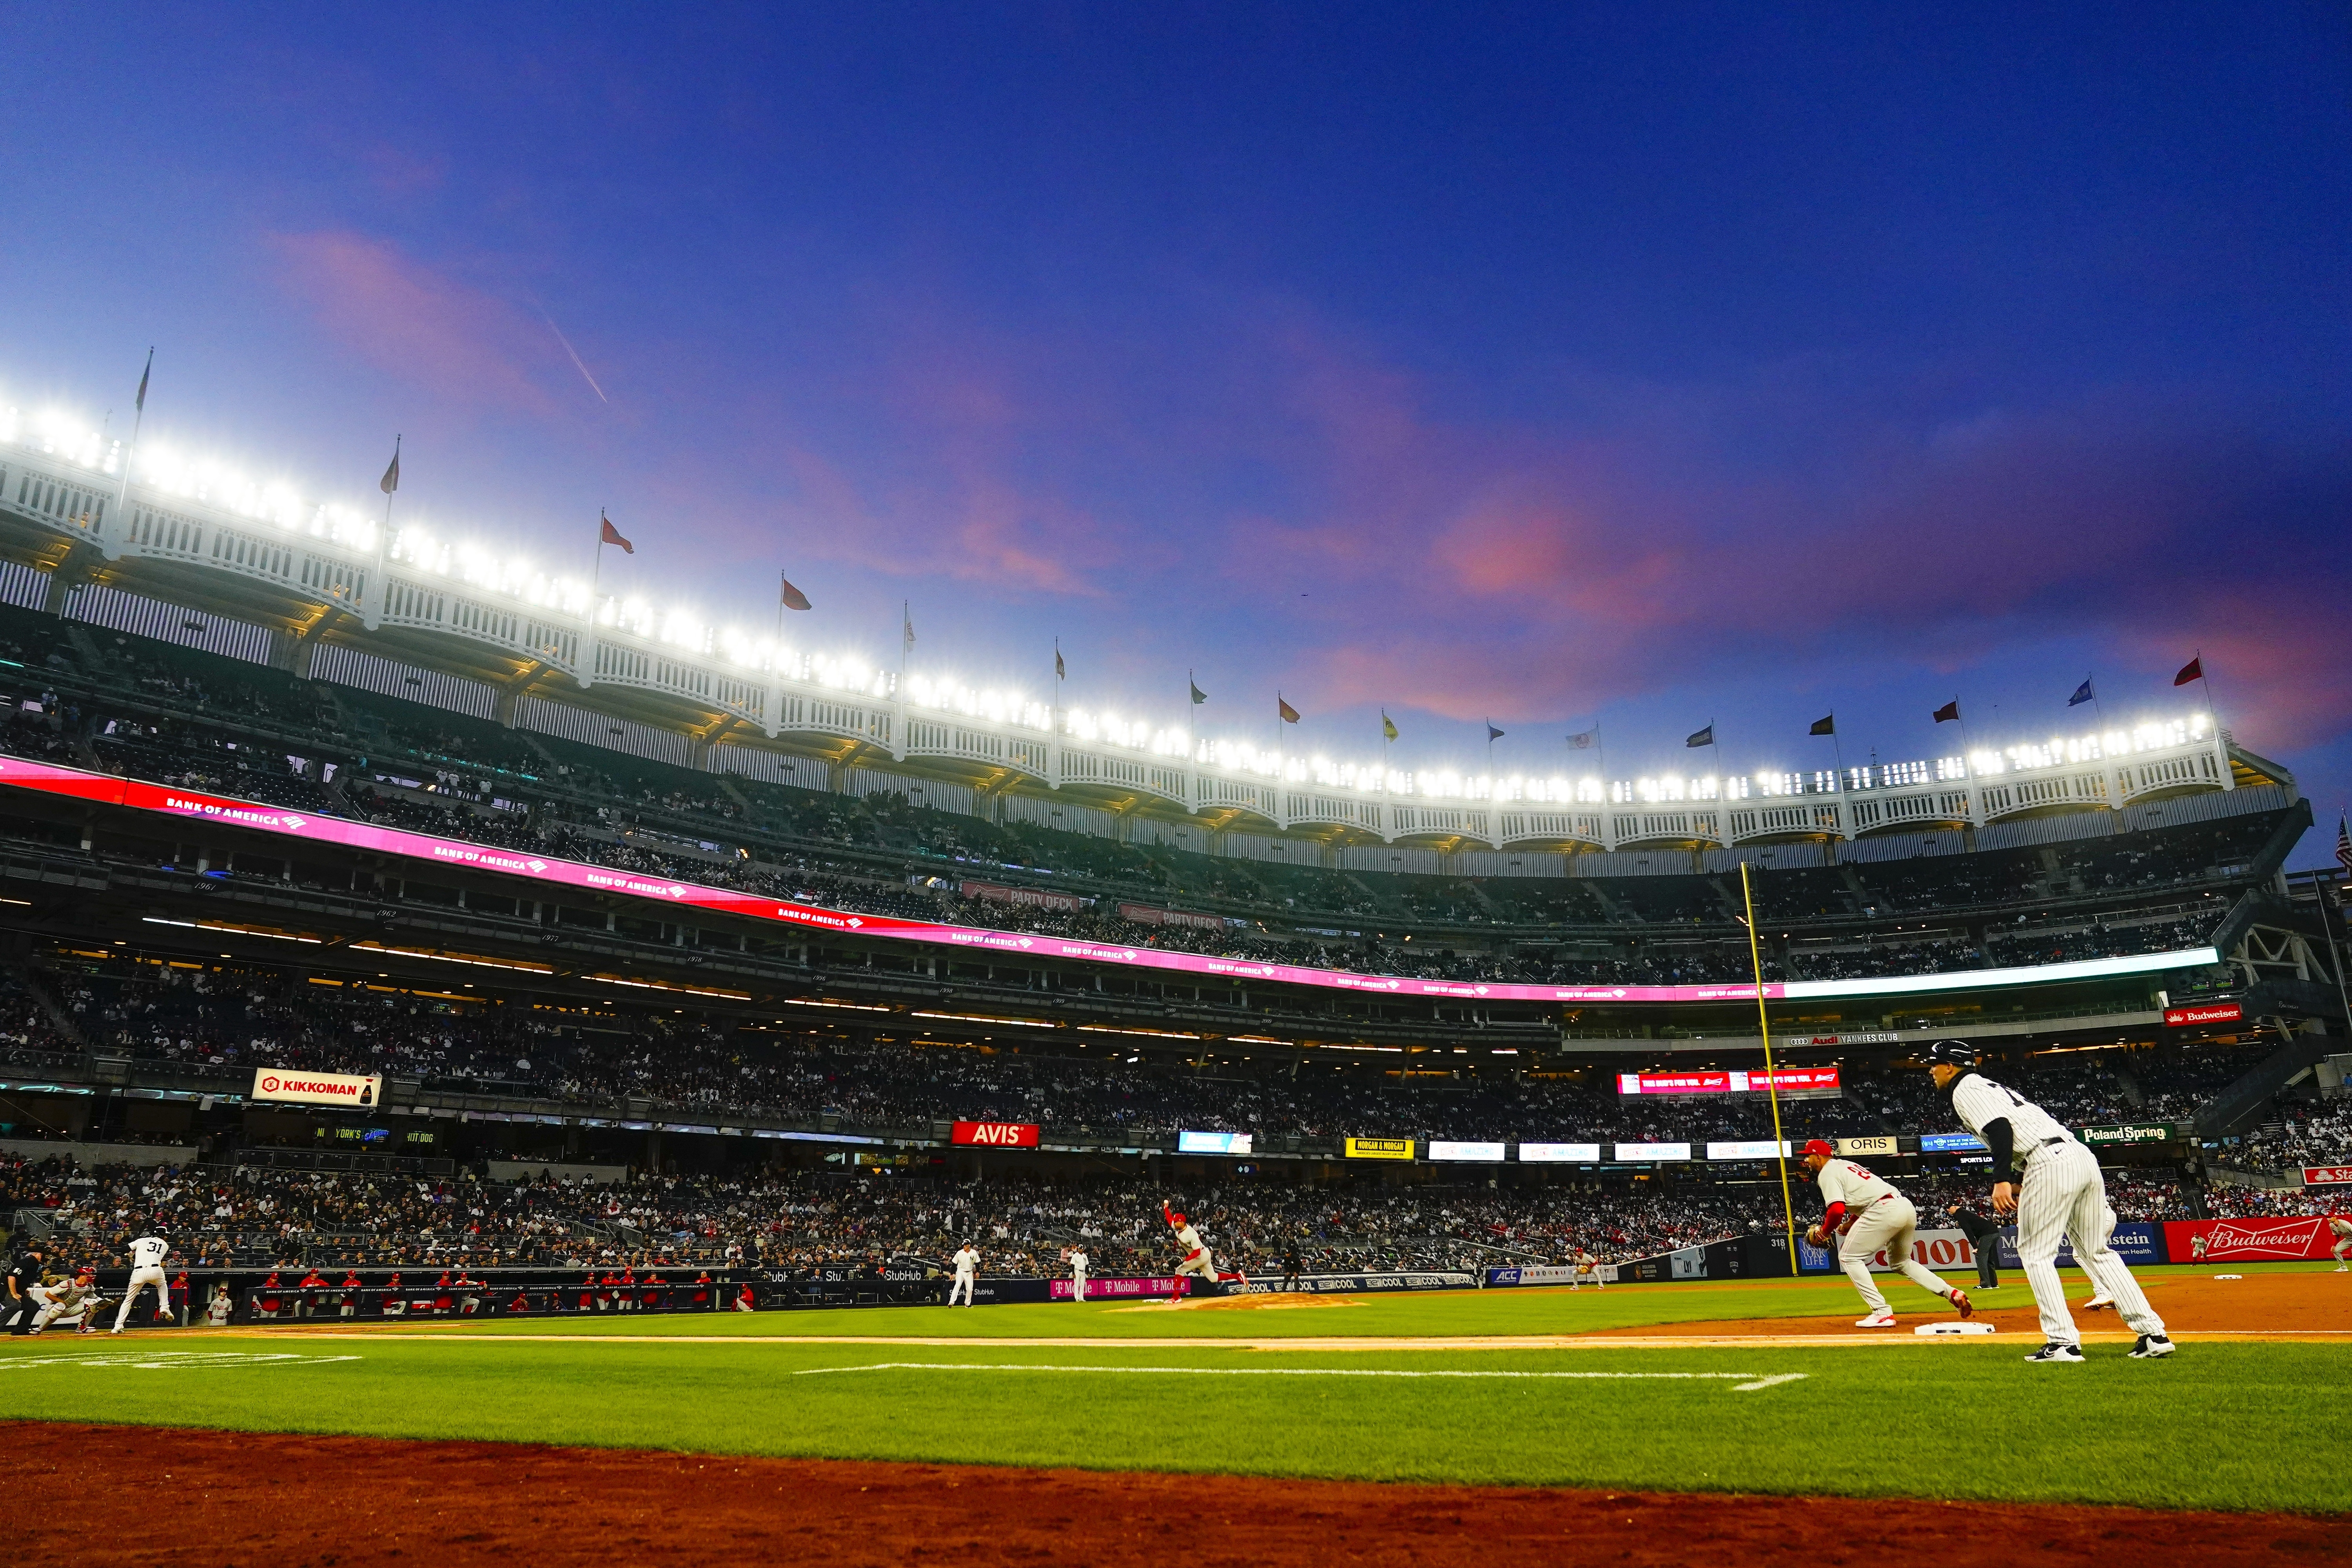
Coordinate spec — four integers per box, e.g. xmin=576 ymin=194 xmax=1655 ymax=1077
xmin=2337 ymin=815 xmax=2352 ymax=874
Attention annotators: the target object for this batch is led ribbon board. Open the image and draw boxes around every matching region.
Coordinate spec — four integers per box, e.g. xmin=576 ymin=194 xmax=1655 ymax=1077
xmin=0 ymin=757 xmax=2221 ymax=1005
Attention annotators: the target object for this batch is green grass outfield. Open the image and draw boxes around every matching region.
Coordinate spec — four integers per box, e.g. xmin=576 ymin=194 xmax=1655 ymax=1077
xmin=1 ymin=1263 xmax=2344 ymax=1514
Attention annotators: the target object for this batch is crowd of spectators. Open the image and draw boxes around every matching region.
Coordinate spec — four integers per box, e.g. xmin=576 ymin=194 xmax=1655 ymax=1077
xmin=0 ymin=605 xmax=2276 ymax=998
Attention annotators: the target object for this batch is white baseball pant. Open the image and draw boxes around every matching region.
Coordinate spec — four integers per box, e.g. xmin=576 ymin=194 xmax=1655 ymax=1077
xmin=949 ymin=1272 xmax=975 ymax=1306
xmin=2015 ymin=1141 xmax=2163 ymax=1344
xmin=1175 ymin=1248 xmax=1218 ymax=1294
xmin=114 ymin=1265 xmax=171 ymax=1331
xmin=1839 ymin=1196 xmax=1959 ymax=1316
xmin=1070 ymin=1269 xmax=1088 ymax=1302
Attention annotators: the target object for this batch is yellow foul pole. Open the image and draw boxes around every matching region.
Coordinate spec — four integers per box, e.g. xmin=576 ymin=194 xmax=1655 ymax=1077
xmin=1740 ymin=859 xmax=1800 ymax=1275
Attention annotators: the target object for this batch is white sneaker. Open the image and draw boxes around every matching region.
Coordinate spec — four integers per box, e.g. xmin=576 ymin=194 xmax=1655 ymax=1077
xmin=2083 ymin=1295 xmax=2114 ymax=1311
xmin=2025 ymin=1341 xmax=2085 ymax=1363
xmin=1855 ymin=1309 xmax=1897 ymax=1327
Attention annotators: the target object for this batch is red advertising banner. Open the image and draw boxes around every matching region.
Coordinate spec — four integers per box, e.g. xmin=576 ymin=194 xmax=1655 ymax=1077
xmin=951 ymin=1120 xmax=1040 ymax=1147
xmin=2303 ymin=1167 xmax=2352 ymax=1187
xmin=2163 ymin=1002 xmax=2244 ymax=1027
xmin=2162 ymin=1217 xmax=2349 ymax=1261
xmin=1616 ymin=1067 xmax=1841 ymax=1096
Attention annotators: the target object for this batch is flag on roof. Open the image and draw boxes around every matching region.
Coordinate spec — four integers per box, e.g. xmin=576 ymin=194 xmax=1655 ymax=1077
xmin=1054 ymin=646 xmax=1066 ymax=681
xmin=598 ymin=512 xmax=633 ymax=553
xmin=2068 ymin=678 xmax=2094 ymax=707
xmin=379 ymin=439 xmax=401 ymax=495
xmin=134 ymin=349 xmax=152 ymax=414
xmin=1190 ymin=675 xmax=1207 ymax=705
xmin=778 ymin=574 xmax=811 ymax=612
xmin=2174 ymin=655 xmax=2203 ymax=686
xmin=1382 ymin=711 xmax=1398 ymax=742
xmin=1686 ymin=724 xmax=1713 ymax=748
xmin=1568 ymin=728 xmax=1595 ymax=749
xmin=1932 ymin=700 xmax=1960 ymax=724
xmin=2336 ymin=816 xmax=2352 ymax=874
xmin=1809 ymin=714 xmax=1835 ymax=736
xmin=902 ymin=604 xmax=915 ymax=649
xmin=1278 ymin=695 xmax=1300 ymax=724
xmin=1486 ymin=722 xmax=1505 ymax=742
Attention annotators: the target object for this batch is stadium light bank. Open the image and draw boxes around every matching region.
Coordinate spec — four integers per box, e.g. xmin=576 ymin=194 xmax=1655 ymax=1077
xmin=0 ymin=391 xmax=2223 ymax=816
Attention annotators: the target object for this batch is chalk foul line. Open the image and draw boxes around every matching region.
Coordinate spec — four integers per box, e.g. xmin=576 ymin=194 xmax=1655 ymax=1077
xmin=792 ymin=1363 xmax=1808 ymax=1393
xmin=0 ymin=1350 xmax=363 ymax=1371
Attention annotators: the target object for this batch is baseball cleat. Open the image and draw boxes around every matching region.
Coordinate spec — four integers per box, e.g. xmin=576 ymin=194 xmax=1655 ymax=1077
xmin=1855 ymin=1309 xmax=1897 ymax=1327
xmin=1951 ymin=1290 xmax=1974 ymax=1319
xmin=2025 ymin=1341 xmax=2085 ymax=1363
xmin=2128 ymin=1334 xmax=2175 ymax=1359
xmin=2083 ymin=1295 xmax=2114 ymax=1311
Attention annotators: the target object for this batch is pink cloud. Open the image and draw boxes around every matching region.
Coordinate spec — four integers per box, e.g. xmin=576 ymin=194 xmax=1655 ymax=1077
xmin=268 ymin=230 xmax=559 ymax=413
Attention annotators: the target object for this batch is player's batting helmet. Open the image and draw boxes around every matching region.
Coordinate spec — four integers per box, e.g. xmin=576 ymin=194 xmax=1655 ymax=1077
xmin=1920 ymin=1039 xmax=1978 ymax=1066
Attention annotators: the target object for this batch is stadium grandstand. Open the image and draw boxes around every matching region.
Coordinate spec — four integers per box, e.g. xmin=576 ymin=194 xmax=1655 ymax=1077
xmin=2 ymin=386 xmax=2350 ymax=1303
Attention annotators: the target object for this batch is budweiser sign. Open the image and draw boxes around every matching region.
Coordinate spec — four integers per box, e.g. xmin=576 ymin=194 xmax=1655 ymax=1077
xmin=252 ymin=1069 xmax=383 ymax=1108
xmin=2197 ymin=1218 xmax=2328 ymax=1259
xmin=951 ymin=1120 xmax=1039 ymax=1147
xmin=2303 ymin=1166 xmax=2352 ymax=1187
xmin=2163 ymin=1002 xmax=2243 ymax=1027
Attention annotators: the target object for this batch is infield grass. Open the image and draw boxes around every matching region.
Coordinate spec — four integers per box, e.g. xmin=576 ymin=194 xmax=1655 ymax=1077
xmin=2 ymin=1263 xmax=2344 ymax=1513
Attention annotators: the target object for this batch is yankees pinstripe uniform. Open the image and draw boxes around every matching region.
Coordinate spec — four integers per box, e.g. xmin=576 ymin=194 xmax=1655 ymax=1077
xmin=1934 ymin=1053 xmax=2170 ymax=1361
xmin=948 ymin=1244 xmax=979 ymax=1307
xmin=1069 ymin=1248 xmax=1090 ymax=1302
xmin=113 ymin=1234 xmax=176 ymax=1332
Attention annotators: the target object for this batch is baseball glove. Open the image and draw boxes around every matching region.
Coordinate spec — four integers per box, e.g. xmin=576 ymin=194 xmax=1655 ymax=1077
xmin=1804 ymin=1225 xmax=1830 ymax=1248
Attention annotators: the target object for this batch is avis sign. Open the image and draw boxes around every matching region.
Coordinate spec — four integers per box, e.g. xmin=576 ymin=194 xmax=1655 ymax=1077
xmin=950 ymin=1120 xmax=1039 ymax=1147
xmin=252 ymin=1069 xmax=383 ymax=1108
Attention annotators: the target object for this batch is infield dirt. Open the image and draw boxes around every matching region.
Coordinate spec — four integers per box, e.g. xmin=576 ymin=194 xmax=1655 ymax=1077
xmin=21 ymin=1423 xmax=2348 ymax=1567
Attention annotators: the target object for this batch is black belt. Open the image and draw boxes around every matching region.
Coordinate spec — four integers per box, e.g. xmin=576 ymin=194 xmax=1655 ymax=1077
xmin=2040 ymin=1136 xmax=2065 ymax=1146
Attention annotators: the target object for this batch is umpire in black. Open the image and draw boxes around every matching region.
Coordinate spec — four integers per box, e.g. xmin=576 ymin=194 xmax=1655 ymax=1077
xmin=4 ymin=1241 xmax=45 ymax=1335
xmin=1947 ymin=1203 xmax=2001 ymax=1290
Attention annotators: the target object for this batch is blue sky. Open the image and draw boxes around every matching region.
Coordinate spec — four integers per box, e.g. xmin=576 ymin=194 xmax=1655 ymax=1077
xmin=4 ymin=4 xmax=2347 ymax=856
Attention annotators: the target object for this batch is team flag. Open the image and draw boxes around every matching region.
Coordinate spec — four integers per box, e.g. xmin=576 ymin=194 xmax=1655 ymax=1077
xmin=1055 ymin=647 xmax=1066 ymax=680
xmin=903 ymin=604 xmax=916 ymax=649
xmin=379 ymin=439 xmax=401 ymax=495
xmin=1932 ymin=700 xmax=1960 ymax=724
xmin=2336 ymin=816 xmax=2352 ymax=874
xmin=1278 ymin=695 xmax=1300 ymax=724
xmin=1382 ymin=712 xmax=1398 ymax=742
xmin=778 ymin=574 xmax=811 ymax=612
xmin=1190 ymin=675 xmax=1207 ymax=705
xmin=2174 ymin=655 xmax=2203 ymax=686
xmin=134 ymin=349 xmax=152 ymax=413
xmin=1486 ymin=722 xmax=1505 ymax=742
xmin=1686 ymin=724 xmax=1713 ymax=748
xmin=598 ymin=513 xmax=633 ymax=553
xmin=2068 ymin=678 xmax=2094 ymax=707
xmin=1809 ymin=714 xmax=1835 ymax=736
xmin=1568 ymin=728 xmax=1595 ymax=749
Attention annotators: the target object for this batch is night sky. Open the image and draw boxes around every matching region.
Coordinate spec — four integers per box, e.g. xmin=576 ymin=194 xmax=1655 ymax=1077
xmin=6 ymin=6 xmax=2347 ymax=858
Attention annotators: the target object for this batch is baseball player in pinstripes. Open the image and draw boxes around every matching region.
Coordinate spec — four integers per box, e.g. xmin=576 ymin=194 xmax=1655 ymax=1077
xmin=113 ymin=1229 xmax=177 ymax=1333
xmin=1797 ymin=1139 xmax=1973 ymax=1327
xmin=1924 ymin=1041 xmax=2172 ymax=1362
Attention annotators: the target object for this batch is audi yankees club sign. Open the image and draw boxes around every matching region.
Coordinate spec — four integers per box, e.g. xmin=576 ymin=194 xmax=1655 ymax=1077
xmin=253 ymin=1069 xmax=383 ymax=1108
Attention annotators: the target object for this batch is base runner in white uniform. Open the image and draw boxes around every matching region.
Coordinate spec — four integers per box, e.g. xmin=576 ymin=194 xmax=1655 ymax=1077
xmin=1924 ymin=1041 xmax=2172 ymax=1362
xmin=114 ymin=1232 xmax=176 ymax=1333
xmin=1797 ymin=1138 xmax=1973 ymax=1327
xmin=947 ymin=1243 xmax=979 ymax=1307
xmin=1069 ymin=1247 xmax=1090 ymax=1302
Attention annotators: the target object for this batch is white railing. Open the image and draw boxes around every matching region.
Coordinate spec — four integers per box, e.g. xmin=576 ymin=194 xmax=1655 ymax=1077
xmin=0 ymin=437 xmax=2240 ymax=853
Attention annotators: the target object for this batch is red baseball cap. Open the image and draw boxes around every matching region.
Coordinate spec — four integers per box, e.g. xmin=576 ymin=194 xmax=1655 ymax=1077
xmin=1801 ymin=1139 xmax=1835 ymax=1160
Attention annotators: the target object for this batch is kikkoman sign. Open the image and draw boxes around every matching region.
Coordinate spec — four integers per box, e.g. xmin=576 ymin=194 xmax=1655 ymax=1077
xmin=252 ymin=1069 xmax=383 ymax=1108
